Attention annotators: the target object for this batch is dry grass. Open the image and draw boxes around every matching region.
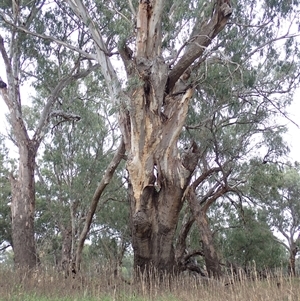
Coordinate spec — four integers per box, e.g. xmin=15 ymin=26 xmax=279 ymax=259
xmin=0 ymin=266 xmax=299 ymax=301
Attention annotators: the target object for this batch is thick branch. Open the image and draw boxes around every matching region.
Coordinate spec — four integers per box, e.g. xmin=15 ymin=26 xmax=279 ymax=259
xmin=136 ymin=0 xmax=164 ymax=58
xmin=0 ymin=35 xmax=12 ymax=74
xmin=167 ymin=1 xmax=232 ymax=92
xmin=0 ymin=36 xmax=29 ymax=146
xmin=49 ymin=110 xmax=81 ymax=121
xmin=202 ymin=186 xmax=227 ymax=214
xmin=65 ymin=0 xmax=122 ymax=101
xmin=75 ymin=138 xmax=125 ymax=270
xmin=146 ymin=0 xmax=164 ymax=58
xmin=192 ymin=167 xmax=222 ymax=189
xmin=0 ymin=34 xmax=21 ymax=107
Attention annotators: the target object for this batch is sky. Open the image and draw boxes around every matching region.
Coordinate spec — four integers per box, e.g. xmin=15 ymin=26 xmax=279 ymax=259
xmin=0 ymin=84 xmax=300 ymax=163
xmin=283 ymin=89 xmax=300 ymax=162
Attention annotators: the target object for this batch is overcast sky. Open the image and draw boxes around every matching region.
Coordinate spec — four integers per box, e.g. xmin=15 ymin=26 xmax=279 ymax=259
xmin=0 ymin=84 xmax=299 ymax=162
xmin=283 ymin=89 xmax=300 ymax=162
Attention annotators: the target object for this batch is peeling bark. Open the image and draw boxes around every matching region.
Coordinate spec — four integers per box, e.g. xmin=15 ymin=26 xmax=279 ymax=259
xmin=121 ymin=0 xmax=231 ymax=276
xmin=64 ymin=0 xmax=232 ymax=276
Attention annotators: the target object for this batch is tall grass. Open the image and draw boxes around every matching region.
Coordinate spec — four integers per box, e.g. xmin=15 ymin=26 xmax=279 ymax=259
xmin=0 ymin=265 xmax=299 ymax=301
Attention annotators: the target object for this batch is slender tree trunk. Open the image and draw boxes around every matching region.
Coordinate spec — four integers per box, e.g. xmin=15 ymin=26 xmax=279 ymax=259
xmin=0 ymin=21 xmax=99 ymax=270
xmin=60 ymin=225 xmax=72 ymax=274
xmin=188 ymin=187 xmax=224 ymax=278
xmin=10 ymin=144 xmax=38 ymax=269
xmin=75 ymin=139 xmax=125 ymax=271
xmin=195 ymin=212 xmax=222 ymax=278
xmin=175 ymin=212 xmax=195 ymax=271
xmin=288 ymin=245 xmax=297 ymax=276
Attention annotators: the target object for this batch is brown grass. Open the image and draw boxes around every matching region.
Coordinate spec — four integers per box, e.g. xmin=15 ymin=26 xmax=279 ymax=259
xmin=0 ymin=265 xmax=299 ymax=301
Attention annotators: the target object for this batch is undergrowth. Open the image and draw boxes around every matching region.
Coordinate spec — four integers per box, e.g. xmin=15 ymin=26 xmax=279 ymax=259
xmin=0 ymin=266 xmax=299 ymax=301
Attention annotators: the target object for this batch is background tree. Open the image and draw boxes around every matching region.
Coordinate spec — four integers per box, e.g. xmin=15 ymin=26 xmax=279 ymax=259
xmin=32 ymin=74 xmax=127 ymax=273
xmin=0 ymin=135 xmax=12 ymax=254
xmin=250 ymin=163 xmax=300 ymax=275
xmin=0 ymin=1 xmax=99 ymax=268
xmin=217 ymin=206 xmax=287 ymax=274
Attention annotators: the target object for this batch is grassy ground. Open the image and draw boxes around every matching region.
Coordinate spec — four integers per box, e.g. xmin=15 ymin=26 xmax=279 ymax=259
xmin=0 ymin=267 xmax=299 ymax=301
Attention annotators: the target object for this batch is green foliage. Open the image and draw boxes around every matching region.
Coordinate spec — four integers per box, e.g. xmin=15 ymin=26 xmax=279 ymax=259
xmin=0 ymin=136 xmax=12 ymax=251
xmin=248 ymin=163 xmax=300 ymax=254
xmin=217 ymin=207 xmax=287 ymax=271
xmin=31 ymin=69 xmax=128 ymax=266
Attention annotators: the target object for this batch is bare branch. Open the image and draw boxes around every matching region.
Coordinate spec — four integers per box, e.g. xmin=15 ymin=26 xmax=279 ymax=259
xmin=244 ymin=32 xmax=300 ymax=62
xmin=0 ymin=244 xmax=11 ymax=252
xmin=257 ymin=88 xmax=300 ymax=129
xmin=49 ymin=110 xmax=81 ymax=121
xmin=108 ymin=0 xmax=132 ymax=24
xmin=65 ymin=0 xmax=122 ymax=100
xmin=127 ymin=0 xmax=136 ymax=17
xmin=192 ymin=167 xmax=222 ymax=189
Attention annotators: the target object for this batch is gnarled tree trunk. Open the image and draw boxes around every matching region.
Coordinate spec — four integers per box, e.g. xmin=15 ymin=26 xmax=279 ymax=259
xmin=120 ymin=1 xmax=232 ymax=275
xmin=126 ymin=82 xmax=197 ymax=274
xmin=65 ymin=0 xmax=232 ymax=276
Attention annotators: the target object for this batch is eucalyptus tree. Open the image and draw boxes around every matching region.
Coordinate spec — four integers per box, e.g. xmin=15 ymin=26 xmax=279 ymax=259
xmin=62 ymin=0 xmax=299 ymax=277
xmin=0 ymin=135 xmax=12 ymax=254
xmin=0 ymin=2 xmax=100 ymax=269
xmin=1 ymin=0 xmax=300 ymax=276
xmin=35 ymin=80 xmax=127 ymax=273
xmin=216 ymin=206 xmax=287 ymax=273
xmin=249 ymin=163 xmax=300 ymax=275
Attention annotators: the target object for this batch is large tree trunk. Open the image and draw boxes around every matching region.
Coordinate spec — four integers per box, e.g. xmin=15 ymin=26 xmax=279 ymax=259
xmin=124 ymin=59 xmax=197 ymax=275
xmin=66 ymin=0 xmax=232 ymax=276
xmin=10 ymin=143 xmax=38 ymax=269
xmin=118 ymin=1 xmax=231 ymax=275
xmin=130 ymin=178 xmax=189 ymax=274
xmin=128 ymin=84 xmax=193 ymax=271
